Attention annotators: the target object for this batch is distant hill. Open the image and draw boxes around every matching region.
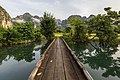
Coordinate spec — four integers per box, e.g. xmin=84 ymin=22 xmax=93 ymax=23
xmin=68 ymin=15 xmax=95 ymax=20
xmin=61 ymin=15 xmax=95 ymax=28
xmin=87 ymin=15 xmax=95 ymax=20
xmin=12 ymin=13 xmax=95 ymax=29
xmin=61 ymin=19 xmax=68 ymax=28
xmin=12 ymin=13 xmax=42 ymax=28
xmin=0 ymin=6 xmax=12 ymax=28
xmin=12 ymin=13 xmax=41 ymax=24
xmin=68 ymin=15 xmax=82 ymax=20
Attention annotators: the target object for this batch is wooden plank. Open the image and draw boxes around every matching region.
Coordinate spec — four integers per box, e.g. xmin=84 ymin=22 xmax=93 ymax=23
xmin=67 ymin=49 xmax=88 ymax=80
xmin=60 ymin=39 xmax=79 ymax=80
xmin=29 ymin=38 xmax=93 ymax=80
xmin=28 ymin=38 xmax=56 ymax=80
xmin=60 ymin=39 xmax=87 ymax=80
xmin=35 ymin=39 xmax=57 ymax=80
xmin=41 ymin=49 xmax=56 ymax=80
xmin=35 ymin=52 xmax=50 ymax=80
xmin=54 ymin=38 xmax=65 ymax=80
xmin=62 ymin=38 xmax=93 ymax=80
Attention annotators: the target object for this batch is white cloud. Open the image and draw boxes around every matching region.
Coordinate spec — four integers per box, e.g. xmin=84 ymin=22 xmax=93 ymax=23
xmin=0 ymin=0 xmax=120 ymax=20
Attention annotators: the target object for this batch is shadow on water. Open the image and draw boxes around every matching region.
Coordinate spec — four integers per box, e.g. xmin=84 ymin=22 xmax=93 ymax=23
xmin=69 ymin=42 xmax=120 ymax=80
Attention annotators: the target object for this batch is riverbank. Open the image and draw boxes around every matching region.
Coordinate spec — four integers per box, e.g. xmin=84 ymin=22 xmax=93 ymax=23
xmin=0 ymin=38 xmax=46 ymax=47
xmin=0 ymin=40 xmax=32 ymax=47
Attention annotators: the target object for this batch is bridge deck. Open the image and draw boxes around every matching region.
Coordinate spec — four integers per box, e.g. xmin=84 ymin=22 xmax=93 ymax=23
xmin=29 ymin=38 xmax=91 ymax=80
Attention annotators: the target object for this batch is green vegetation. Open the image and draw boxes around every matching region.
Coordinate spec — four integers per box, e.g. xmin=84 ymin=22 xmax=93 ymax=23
xmin=54 ymin=33 xmax=63 ymax=37
xmin=0 ymin=22 xmax=42 ymax=46
xmin=88 ymin=14 xmax=118 ymax=46
xmin=63 ymin=7 xmax=120 ymax=47
xmin=0 ymin=12 xmax=57 ymax=47
xmin=40 ymin=12 xmax=56 ymax=40
xmin=1 ymin=7 xmax=120 ymax=47
xmin=68 ymin=16 xmax=88 ymax=43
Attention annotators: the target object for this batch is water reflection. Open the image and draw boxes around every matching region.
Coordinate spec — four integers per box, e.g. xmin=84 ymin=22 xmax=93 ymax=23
xmin=0 ymin=44 xmax=35 ymax=65
xmin=0 ymin=41 xmax=48 ymax=80
xmin=70 ymin=42 xmax=120 ymax=79
xmin=0 ymin=41 xmax=49 ymax=65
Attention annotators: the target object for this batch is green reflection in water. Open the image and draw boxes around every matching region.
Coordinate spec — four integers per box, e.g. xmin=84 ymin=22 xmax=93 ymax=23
xmin=0 ymin=41 xmax=49 ymax=80
xmin=0 ymin=44 xmax=35 ymax=64
xmin=69 ymin=42 xmax=120 ymax=80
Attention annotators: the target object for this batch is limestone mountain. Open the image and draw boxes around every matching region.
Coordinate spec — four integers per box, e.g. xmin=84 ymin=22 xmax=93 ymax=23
xmin=12 ymin=13 xmax=41 ymax=24
xmin=68 ymin=15 xmax=82 ymax=20
xmin=68 ymin=15 xmax=94 ymax=21
xmin=61 ymin=15 xmax=95 ymax=28
xmin=0 ymin=6 xmax=12 ymax=28
xmin=87 ymin=15 xmax=95 ymax=20
xmin=61 ymin=19 xmax=68 ymax=28
xmin=12 ymin=13 xmax=42 ymax=28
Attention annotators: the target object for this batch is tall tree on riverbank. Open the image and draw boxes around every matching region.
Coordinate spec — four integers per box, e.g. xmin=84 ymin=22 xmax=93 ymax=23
xmin=104 ymin=7 xmax=120 ymax=33
xmin=40 ymin=12 xmax=56 ymax=40
xmin=15 ymin=22 xmax=34 ymax=41
xmin=68 ymin=16 xmax=88 ymax=43
xmin=88 ymin=8 xmax=118 ymax=47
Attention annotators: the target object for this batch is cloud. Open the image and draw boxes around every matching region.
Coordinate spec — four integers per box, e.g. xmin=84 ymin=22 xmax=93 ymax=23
xmin=0 ymin=0 xmax=120 ymax=20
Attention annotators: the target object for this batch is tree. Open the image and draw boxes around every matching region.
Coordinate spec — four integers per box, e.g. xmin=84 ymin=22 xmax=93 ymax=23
xmin=65 ymin=26 xmax=71 ymax=33
xmin=40 ymin=12 xmax=56 ymax=40
xmin=34 ymin=28 xmax=42 ymax=41
xmin=104 ymin=7 xmax=120 ymax=33
xmin=88 ymin=13 xmax=118 ymax=47
xmin=68 ymin=16 xmax=88 ymax=43
xmin=15 ymin=22 xmax=34 ymax=41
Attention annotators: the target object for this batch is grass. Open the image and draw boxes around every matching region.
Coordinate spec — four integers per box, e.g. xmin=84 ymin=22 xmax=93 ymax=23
xmin=88 ymin=36 xmax=99 ymax=40
xmin=54 ymin=33 xmax=64 ymax=37
xmin=54 ymin=33 xmax=120 ymax=41
xmin=118 ymin=34 xmax=120 ymax=36
xmin=118 ymin=37 xmax=120 ymax=39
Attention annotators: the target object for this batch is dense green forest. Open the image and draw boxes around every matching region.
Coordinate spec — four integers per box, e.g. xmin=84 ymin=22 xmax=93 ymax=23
xmin=0 ymin=12 xmax=56 ymax=46
xmin=63 ymin=7 xmax=120 ymax=48
xmin=0 ymin=7 xmax=120 ymax=47
xmin=0 ymin=22 xmax=41 ymax=46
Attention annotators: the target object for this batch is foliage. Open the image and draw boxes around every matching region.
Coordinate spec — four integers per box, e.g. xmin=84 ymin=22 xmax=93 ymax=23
xmin=34 ymin=28 xmax=42 ymax=41
xmin=15 ymin=22 xmax=34 ymax=40
xmin=65 ymin=26 xmax=72 ymax=33
xmin=88 ymin=8 xmax=118 ymax=47
xmin=63 ymin=7 xmax=120 ymax=46
xmin=68 ymin=16 xmax=88 ymax=43
xmin=1 ymin=7 xmax=120 ymax=47
xmin=71 ymin=42 xmax=120 ymax=79
xmin=54 ymin=33 xmax=63 ymax=37
xmin=0 ymin=22 xmax=42 ymax=46
xmin=104 ymin=7 xmax=120 ymax=33
xmin=40 ymin=12 xmax=56 ymax=40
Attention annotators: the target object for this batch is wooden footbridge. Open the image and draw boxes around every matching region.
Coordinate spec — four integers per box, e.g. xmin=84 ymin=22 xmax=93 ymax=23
xmin=28 ymin=38 xmax=93 ymax=80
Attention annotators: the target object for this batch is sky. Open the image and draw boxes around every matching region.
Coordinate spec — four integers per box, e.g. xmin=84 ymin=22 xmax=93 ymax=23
xmin=0 ymin=0 xmax=120 ymax=20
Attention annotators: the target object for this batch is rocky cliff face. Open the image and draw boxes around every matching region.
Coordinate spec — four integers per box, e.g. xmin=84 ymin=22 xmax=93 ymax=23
xmin=0 ymin=6 xmax=12 ymax=28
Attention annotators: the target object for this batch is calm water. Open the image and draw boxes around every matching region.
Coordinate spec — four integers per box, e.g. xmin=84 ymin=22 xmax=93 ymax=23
xmin=0 ymin=40 xmax=120 ymax=80
xmin=69 ymin=42 xmax=120 ymax=80
xmin=0 ymin=41 xmax=48 ymax=80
